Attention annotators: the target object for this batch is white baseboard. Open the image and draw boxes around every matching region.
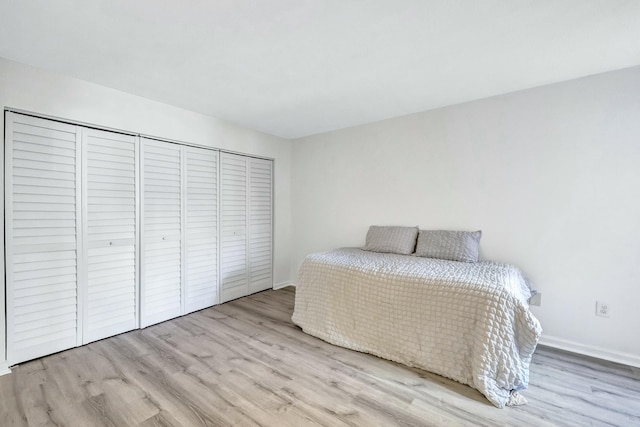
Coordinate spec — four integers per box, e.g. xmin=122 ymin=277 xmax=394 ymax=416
xmin=0 ymin=361 xmax=12 ymax=376
xmin=273 ymin=281 xmax=295 ymax=290
xmin=539 ymin=335 xmax=640 ymax=368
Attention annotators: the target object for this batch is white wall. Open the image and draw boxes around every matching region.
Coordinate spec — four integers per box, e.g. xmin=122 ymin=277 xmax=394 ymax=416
xmin=291 ymin=66 xmax=640 ymax=366
xmin=0 ymin=57 xmax=293 ymax=370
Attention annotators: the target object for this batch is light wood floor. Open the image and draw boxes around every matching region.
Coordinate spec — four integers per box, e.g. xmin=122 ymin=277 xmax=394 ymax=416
xmin=1 ymin=287 xmax=639 ymax=426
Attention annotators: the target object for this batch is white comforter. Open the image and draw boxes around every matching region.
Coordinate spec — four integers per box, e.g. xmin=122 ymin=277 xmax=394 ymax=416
xmin=291 ymin=248 xmax=542 ymax=408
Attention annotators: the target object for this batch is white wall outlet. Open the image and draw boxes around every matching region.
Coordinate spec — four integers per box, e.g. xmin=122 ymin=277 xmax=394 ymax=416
xmin=596 ymin=301 xmax=610 ymax=318
xmin=529 ymin=293 xmax=542 ymax=307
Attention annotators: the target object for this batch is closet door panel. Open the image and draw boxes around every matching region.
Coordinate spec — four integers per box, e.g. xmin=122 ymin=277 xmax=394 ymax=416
xmin=82 ymin=129 xmax=138 ymax=343
xmin=141 ymin=140 xmax=182 ymax=327
xmin=5 ymin=113 xmax=81 ymax=365
xmin=184 ymin=147 xmax=218 ymax=313
xmin=248 ymin=158 xmax=273 ymax=293
xmin=220 ymin=153 xmax=248 ymax=302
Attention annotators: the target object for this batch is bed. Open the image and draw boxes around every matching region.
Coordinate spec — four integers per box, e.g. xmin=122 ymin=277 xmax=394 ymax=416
xmin=292 ymin=244 xmax=542 ymax=408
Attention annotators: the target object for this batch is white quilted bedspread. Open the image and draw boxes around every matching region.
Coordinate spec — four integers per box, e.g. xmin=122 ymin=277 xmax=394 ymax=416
xmin=291 ymin=248 xmax=542 ymax=408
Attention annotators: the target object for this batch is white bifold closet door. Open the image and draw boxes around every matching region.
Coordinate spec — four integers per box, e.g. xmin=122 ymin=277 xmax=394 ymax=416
xmin=82 ymin=129 xmax=139 ymax=343
xmin=220 ymin=153 xmax=248 ymax=302
xmin=140 ymin=139 xmax=183 ymax=327
xmin=5 ymin=113 xmax=140 ymax=365
xmin=220 ymin=153 xmax=273 ymax=303
xmin=248 ymin=157 xmax=273 ymax=294
xmin=184 ymin=147 xmax=218 ymax=313
xmin=140 ymin=140 xmax=219 ymax=326
xmin=5 ymin=113 xmax=82 ymax=365
xmin=5 ymin=112 xmax=265 ymax=364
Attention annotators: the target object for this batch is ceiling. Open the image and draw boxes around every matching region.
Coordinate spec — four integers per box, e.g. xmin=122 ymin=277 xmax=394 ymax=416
xmin=1 ymin=1 xmax=639 ymax=139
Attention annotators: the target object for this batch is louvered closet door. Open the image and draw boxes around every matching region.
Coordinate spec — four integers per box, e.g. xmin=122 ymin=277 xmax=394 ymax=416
xmin=184 ymin=147 xmax=218 ymax=313
xmin=5 ymin=113 xmax=81 ymax=365
xmin=141 ymin=139 xmax=182 ymax=327
xmin=248 ymin=158 xmax=273 ymax=293
xmin=82 ymin=129 xmax=138 ymax=343
xmin=220 ymin=153 xmax=248 ymax=302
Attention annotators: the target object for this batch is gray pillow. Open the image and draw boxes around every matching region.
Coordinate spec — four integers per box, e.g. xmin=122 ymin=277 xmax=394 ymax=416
xmin=363 ymin=225 xmax=419 ymax=255
xmin=415 ymin=230 xmax=482 ymax=262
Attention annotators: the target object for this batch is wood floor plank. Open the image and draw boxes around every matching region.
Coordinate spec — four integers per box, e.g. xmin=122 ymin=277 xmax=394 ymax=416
xmin=0 ymin=367 xmax=28 ymax=427
xmin=0 ymin=286 xmax=639 ymax=426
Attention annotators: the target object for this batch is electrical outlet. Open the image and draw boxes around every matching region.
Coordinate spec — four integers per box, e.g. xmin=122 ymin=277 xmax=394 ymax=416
xmin=596 ymin=301 xmax=610 ymax=318
xmin=529 ymin=293 xmax=542 ymax=307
